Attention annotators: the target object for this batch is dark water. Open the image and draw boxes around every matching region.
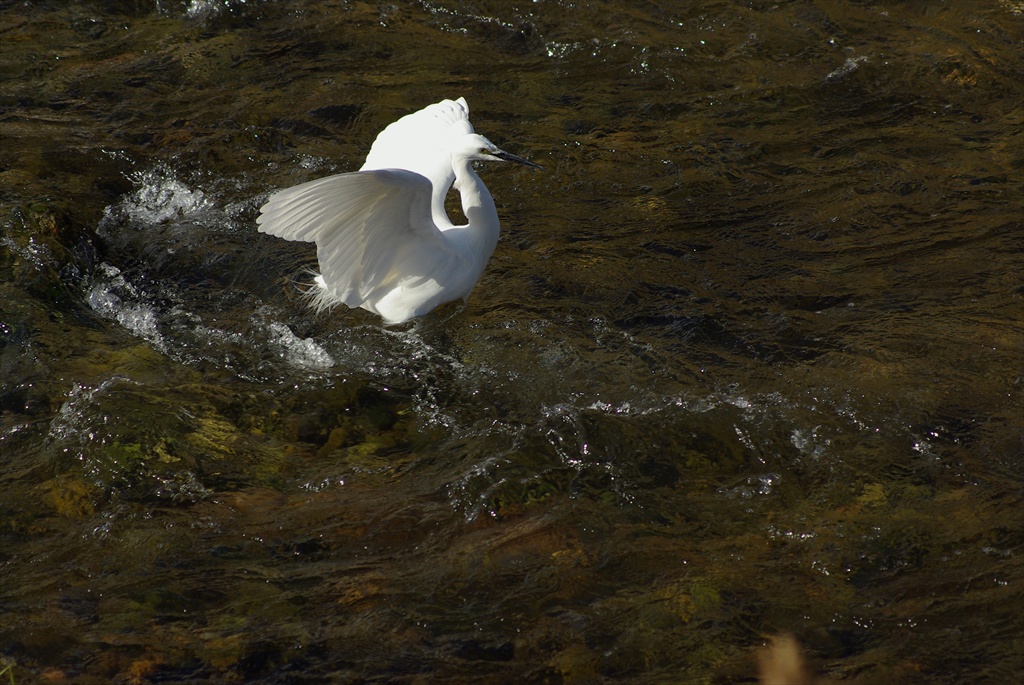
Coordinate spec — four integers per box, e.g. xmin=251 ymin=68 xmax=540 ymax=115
xmin=2 ymin=1 xmax=1022 ymax=683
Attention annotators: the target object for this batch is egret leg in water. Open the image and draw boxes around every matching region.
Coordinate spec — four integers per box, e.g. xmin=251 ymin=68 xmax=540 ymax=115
xmin=257 ymin=97 xmax=542 ymax=325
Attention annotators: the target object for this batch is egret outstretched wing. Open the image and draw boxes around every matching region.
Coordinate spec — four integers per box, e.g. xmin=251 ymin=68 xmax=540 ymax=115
xmin=256 ymin=170 xmax=451 ymax=308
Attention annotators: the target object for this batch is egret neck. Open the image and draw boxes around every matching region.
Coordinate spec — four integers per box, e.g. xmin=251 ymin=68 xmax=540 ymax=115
xmin=450 ymin=154 xmax=501 ymax=268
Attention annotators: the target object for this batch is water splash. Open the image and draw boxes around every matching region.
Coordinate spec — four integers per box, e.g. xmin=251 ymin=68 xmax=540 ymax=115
xmin=86 ymin=263 xmax=164 ymax=348
xmin=118 ymin=164 xmax=213 ymax=226
xmin=266 ymin=322 xmax=336 ymax=370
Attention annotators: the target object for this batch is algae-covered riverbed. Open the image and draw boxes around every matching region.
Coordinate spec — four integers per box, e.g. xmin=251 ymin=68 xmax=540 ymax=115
xmin=1 ymin=1 xmax=1022 ymax=683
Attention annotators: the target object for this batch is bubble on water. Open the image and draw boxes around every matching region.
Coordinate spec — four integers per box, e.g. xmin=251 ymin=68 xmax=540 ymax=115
xmin=790 ymin=426 xmax=831 ymax=459
xmin=182 ymin=0 xmax=226 ymax=20
xmin=48 ymin=377 xmax=123 ymax=445
xmin=826 ymin=55 xmax=868 ymax=82
xmin=1 ymin=233 xmax=52 ymax=269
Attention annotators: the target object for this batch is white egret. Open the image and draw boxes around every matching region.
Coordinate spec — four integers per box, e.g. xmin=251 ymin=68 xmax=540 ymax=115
xmin=257 ymin=97 xmax=541 ymax=324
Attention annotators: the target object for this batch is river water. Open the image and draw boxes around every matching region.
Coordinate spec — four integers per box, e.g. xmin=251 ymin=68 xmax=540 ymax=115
xmin=1 ymin=1 xmax=1022 ymax=683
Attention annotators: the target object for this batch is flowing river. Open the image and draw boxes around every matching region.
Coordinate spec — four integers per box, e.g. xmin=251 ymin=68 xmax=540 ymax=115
xmin=1 ymin=1 xmax=1022 ymax=682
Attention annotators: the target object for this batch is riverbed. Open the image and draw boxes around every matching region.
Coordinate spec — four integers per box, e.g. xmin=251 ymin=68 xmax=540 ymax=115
xmin=1 ymin=1 xmax=1022 ymax=683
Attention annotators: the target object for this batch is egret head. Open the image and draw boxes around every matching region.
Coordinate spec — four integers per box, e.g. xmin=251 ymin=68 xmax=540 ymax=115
xmin=456 ymin=133 xmax=544 ymax=170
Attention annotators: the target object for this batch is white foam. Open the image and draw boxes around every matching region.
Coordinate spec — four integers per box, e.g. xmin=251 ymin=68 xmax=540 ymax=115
xmin=86 ymin=262 xmax=164 ymax=347
xmin=267 ymin=323 xmax=336 ymax=370
xmin=115 ymin=164 xmax=213 ymax=226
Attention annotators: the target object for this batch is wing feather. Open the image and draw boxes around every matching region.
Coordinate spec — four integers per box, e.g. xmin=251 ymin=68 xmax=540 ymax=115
xmin=360 ymin=98 xmax=471 ymax=214
xmin=361 ymin=97 xmax=472 ymax=175
xmin=256 ymin=170 xmax=455 ymax=309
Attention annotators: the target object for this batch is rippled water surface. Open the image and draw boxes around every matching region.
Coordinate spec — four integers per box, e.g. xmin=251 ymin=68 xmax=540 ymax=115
xmin=2 ymin=1 xmax=1022 ymax=683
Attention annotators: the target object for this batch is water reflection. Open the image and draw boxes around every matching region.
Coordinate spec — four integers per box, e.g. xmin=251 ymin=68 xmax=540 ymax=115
xmin=1 ymin=0 xmax=1021 ymax=683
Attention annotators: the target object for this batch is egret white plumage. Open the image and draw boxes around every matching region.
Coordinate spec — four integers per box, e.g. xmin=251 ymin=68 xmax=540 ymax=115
xmin=257 ymin=97 xmax=541 ymax=324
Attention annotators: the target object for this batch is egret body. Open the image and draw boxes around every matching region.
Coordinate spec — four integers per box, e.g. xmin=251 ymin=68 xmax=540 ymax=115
xmin=257 ymin=97 xmax=540 ymax=324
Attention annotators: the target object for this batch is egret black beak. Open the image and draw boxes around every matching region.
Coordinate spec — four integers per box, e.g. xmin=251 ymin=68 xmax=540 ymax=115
xmin=493 ymin=149 xmax=544 ymax=171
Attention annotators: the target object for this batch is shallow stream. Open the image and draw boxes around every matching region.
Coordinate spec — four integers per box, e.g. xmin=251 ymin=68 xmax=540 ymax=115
xmin=1 ymin=1 xmax=1022 ymax=683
